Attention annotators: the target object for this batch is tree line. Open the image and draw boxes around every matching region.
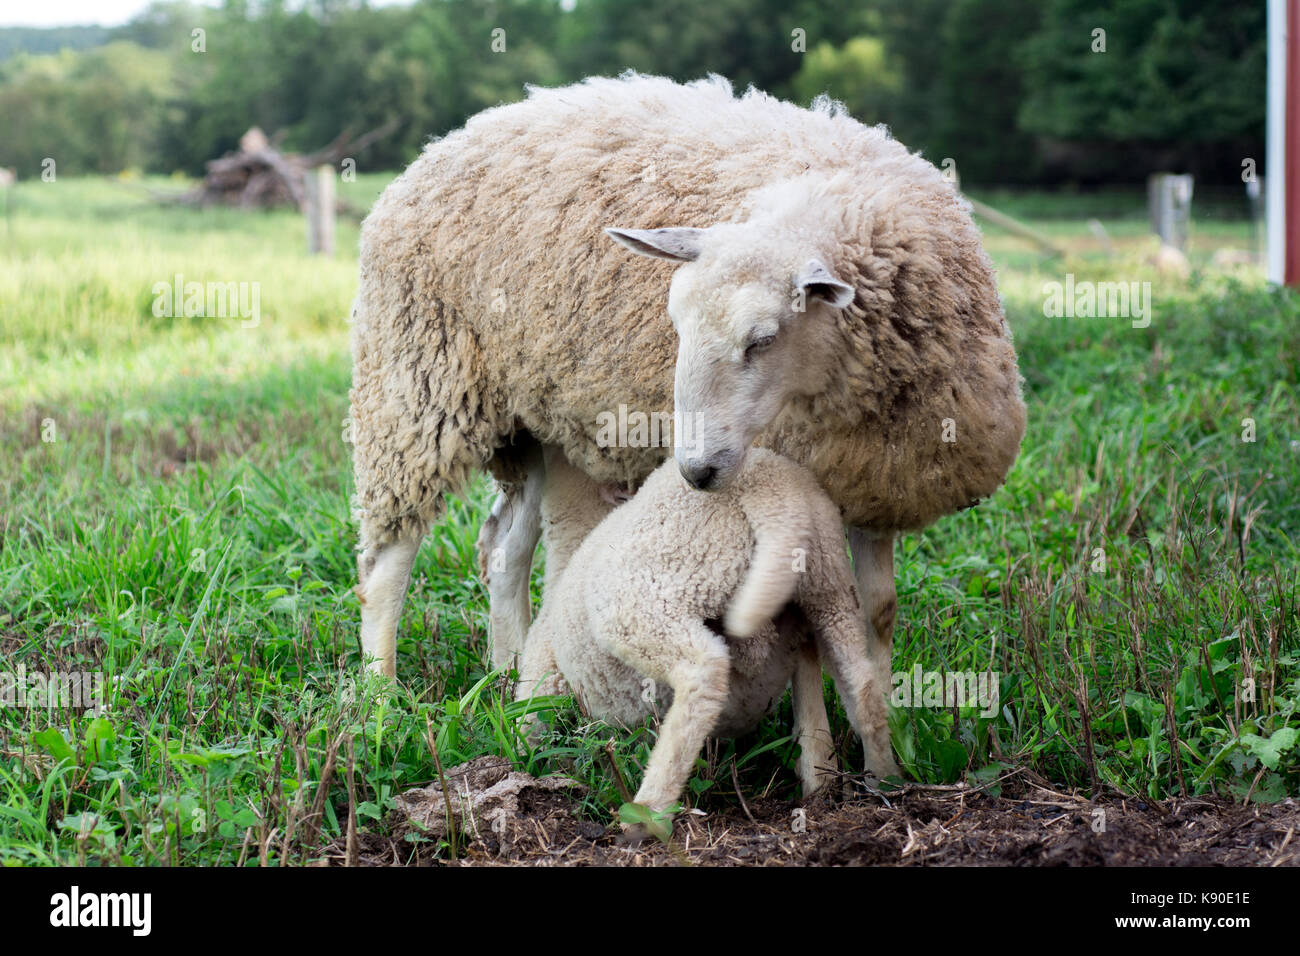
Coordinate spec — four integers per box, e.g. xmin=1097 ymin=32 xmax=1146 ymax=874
xmin=0 ymin=0 xmax=1265 ymax=186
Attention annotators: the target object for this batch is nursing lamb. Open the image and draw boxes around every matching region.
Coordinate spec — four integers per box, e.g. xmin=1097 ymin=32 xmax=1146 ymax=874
xmin=516 ymin=448 xmax=899 ymax=813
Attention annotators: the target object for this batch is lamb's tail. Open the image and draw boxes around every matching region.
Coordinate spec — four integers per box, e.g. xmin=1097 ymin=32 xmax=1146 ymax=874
xmin=723 ymin=481 xmax=812 ymax=638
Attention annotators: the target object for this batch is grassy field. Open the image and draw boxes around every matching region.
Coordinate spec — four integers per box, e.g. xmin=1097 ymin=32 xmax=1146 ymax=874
xmin=0 ymin=176 xmax=1296 ymax=865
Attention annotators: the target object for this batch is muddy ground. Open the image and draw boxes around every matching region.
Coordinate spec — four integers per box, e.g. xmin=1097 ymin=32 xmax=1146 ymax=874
xmin=329 ymin=758 xmax=1300 ymax=867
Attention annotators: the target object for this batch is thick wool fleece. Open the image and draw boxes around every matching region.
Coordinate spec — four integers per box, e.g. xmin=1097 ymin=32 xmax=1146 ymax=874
xmin=350 ymin=73 xmax=1025 ymax=550
xmin=518 ymin=449 xmax=871 ymax=742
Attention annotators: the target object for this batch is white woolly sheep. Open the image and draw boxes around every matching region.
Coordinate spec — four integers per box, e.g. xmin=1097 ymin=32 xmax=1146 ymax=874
xmin=349 ymin=73 xmax=1025 ymax=681
xmin=516 ymin=448 xmax=899 ymax=815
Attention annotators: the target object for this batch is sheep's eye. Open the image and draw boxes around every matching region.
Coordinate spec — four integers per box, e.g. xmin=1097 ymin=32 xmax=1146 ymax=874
xmin=744 ymin=334 xmax=776 ymax=359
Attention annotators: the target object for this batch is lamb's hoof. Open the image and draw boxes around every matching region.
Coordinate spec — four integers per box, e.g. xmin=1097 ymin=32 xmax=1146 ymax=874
xmin=365 ymin=658 xmax=396 ymax=681
xmin=617 ymin=823 xmax=651 ymax=848
xmin=867 ymin=760 xmax=903 ymax=785
xmin=860 ymin=767 xmax=902 ymax=794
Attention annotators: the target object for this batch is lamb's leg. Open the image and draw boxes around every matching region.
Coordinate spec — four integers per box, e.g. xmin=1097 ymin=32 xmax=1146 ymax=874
xmin=810 ymin=603 xmax=900 ymax=781
xmin=515 ymin=629 xmax=566 ymax=740
xmin=606 ymin=620 xmax=730 ymax=814
xmin=848 ymin=529 xmax=897 ymax=695
xmin=517 ymin=629 xmax=566 ymax=701
xmin=791 ymin=642 xmax=837 ymax=795
xmin=476 ymin=450 xmax=545 ymax=671
xmin=356 ymin=533 xmax=423 ymax=678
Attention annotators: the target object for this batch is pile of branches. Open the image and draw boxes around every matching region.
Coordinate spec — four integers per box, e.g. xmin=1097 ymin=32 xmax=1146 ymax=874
xmin=173 ymin=121 xmax=397 ymax=210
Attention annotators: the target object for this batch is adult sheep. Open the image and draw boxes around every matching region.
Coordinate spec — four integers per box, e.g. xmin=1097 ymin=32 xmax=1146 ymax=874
xmin=350 ymin=72 xmax=1026 ymax=679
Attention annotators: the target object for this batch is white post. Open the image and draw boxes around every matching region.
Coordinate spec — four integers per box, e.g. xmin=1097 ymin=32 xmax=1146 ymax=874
xmin=1268 ymin=0 xmax=1287 ymax=284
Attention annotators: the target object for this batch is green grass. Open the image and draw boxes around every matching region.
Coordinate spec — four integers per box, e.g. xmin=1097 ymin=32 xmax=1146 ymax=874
xmin=0 ymin=176 xmax=1296 ymax=865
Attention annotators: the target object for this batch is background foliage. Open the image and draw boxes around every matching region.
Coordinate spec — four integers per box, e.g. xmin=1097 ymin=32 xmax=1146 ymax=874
xmin=0 ymin=0 xmax=1267 ymax=184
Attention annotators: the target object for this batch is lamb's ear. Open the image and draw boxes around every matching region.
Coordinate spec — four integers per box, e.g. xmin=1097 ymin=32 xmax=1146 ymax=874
xmin=797 ymin=259 xmax=855 ymax=308
xmin=605 ymin=227 xmax=705 ymax=263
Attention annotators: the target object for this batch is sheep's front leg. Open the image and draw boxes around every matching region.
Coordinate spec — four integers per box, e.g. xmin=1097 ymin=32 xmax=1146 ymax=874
xmin=791 ymin=642 xmax=837 ymax=795
xmin=356 ymin=533 xmax=423 ymax=678
xmin=476 ymin=452 xmax=545 ymax=671
xmin=606 ymin=620 xmax=731 ymax=814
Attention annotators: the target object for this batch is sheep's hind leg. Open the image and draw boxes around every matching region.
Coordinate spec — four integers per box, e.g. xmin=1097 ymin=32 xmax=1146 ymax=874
xmin=848 ymin=528 xmax=897 ymax=709
xmin=356 ymin=533 xmax=423 ymax=678
xmin=476 ymin=445 xmax=545 ymax=671
xmin=810 ymin=602 xmax=900 ymax=781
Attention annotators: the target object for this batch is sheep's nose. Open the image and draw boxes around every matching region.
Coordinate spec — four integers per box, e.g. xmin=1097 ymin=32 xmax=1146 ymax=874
xmin=680 ymin=461 xmax=718 ymax=490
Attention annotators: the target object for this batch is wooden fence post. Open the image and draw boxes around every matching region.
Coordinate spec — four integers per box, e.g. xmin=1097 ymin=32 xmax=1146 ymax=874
xmin=305 ymin=164 xmax=335 ymax=255
xmin=1147 ymin=172 xmax=1194 ymax=251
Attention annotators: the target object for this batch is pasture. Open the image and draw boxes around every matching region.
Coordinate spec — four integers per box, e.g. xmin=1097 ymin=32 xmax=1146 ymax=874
xmin=0 ymin=176 xmax=1297 ymax=865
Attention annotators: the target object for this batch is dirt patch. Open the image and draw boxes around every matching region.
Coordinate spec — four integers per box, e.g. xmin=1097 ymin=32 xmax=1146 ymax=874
xmin=389 ymin=756 xmax=583 ymax=845
xmin=328 ymin=767 xmax=1300 ymax=867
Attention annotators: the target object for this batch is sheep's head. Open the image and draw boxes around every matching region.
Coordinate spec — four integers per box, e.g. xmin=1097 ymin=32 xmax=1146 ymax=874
xmin=606 ymin=224 xmax=853 ymax=491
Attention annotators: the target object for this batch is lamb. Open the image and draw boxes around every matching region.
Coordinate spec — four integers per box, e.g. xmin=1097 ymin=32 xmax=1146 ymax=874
xmin=349 ymin=72 xmax=1025 ymax=681
xmin=517 ymin=448 xmax=899 ymax=812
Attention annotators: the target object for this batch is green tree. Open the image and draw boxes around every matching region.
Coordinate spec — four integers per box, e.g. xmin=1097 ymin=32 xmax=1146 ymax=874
xmin=932 ymin=0 xmax=1043 ymax=184
xmin=791 ymin=36 xmax=899 ymax=126
xmin=871 ymin=0 xmax=1042 ymax=184
xmin=559 ymin=0 xmax=876 ymax=96
xmin=0 ymin=43 xmax=172 ymax=175
xmin=1018 ymin=0 xmax=1264 ymax=179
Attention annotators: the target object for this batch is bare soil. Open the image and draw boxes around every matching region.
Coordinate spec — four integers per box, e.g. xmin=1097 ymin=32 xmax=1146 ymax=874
xmin=330 ymin=759 xmax=1300 ymax=867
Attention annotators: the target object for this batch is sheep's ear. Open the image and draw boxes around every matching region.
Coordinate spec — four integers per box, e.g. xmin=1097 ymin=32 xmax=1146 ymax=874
xmin=797 ymin=259 xmax=854 ymax=308
xmin=605 ymin=227 xmax=705 ymax=263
